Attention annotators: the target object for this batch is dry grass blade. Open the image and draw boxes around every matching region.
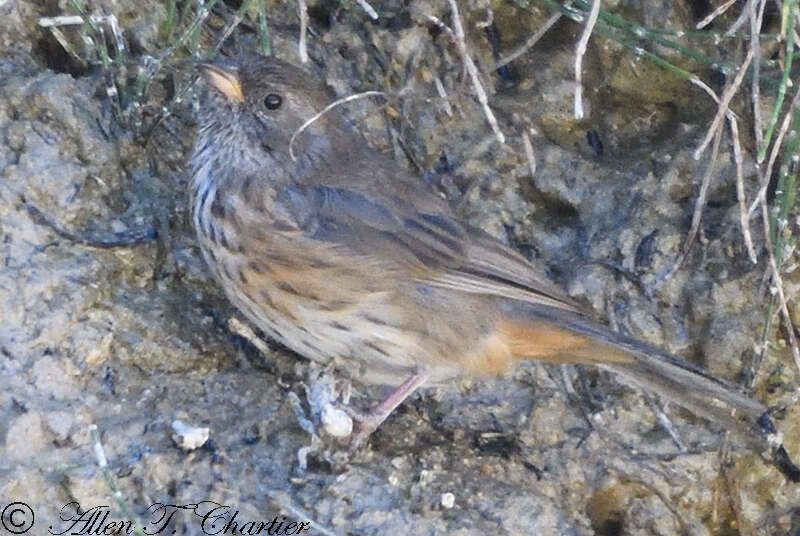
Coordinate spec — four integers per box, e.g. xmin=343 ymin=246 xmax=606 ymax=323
xmin=297 ymin=0 xmax=308 ymax=63
xmin=433 ymin=76 xmax=454 ymax=116
xmin=89 ymin=425 xmax=147 ymax=536
xmin=757 ymin=0 xmax=796 ymax=163
xmin=494 ymin=12 xmax=561 ymax=70
xmin=693 ymin=47 xmax=753 ymax=161
xmin=725 ymin=0 xmax=757 ymax=35
xmin=664 ymin=125 xmax=723 ymax=279
xmin=446 ymin=0 xmax=506 ymax=144
xmin=729 ymin=116 xmax=757 ymax=263
xmin=678 ymin=45 xmax=758 ymax=269
xmin=522 ymin=130 xmax=537 ymax=178
xmin=574 ymin=0 xmax=601 ymax=119
xmin=760 ymin=194 xmax=800 ymax=377
xmin=696 ymin=0 xmax=737 ymax=29
xmin=211 ymin=0 xmax=254 ymax=55
xmin=355 ymin=0 xmax=379 ymax=20
xmin=289 ymin=90 xmax=386 ymax=160
xmin=748 ymin=86 xmax=800 ymax=216
xmin=749 ymin=0 xmax=768 ymax=150
xmin=688 ymin=75 xmax=724 ymax=106
xmin=414 ymin=4 xmax=505 ymax=144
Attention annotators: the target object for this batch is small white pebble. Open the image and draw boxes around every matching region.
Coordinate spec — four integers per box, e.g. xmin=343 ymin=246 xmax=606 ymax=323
xmin=441 ymin=492 xmax=455 ymax=509
xmin=321 ymin=403 xmax=353 ymax=438
xmin=171 ymin=420 xmax=210 ymax=451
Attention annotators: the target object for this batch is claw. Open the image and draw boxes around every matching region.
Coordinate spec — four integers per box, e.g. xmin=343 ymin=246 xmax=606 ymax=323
xmin=342 ymin=372 xmax=428 ymax=451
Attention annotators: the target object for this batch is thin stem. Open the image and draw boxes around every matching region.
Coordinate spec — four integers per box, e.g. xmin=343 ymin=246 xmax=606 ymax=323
xmin=212 ymin=0 xmax=253 ymax=55
xmin=758 ymin=0 xmax=797 ymax=163
xmin=574 ymin=0 xmax=601 ymax=119
xmin=258 ymin=0 xmax=271 ymax=55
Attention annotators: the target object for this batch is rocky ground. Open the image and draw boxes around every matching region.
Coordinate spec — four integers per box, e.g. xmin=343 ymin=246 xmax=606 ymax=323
xmin=1 ymin=0 xmax=799 ymax=535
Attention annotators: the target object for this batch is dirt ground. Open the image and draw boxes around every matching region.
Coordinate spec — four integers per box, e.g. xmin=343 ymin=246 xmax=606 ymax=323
xmin=1 ymin=0 xmax=799 ymax=535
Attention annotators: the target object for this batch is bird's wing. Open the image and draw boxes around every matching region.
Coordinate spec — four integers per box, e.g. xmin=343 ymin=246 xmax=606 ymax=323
xmin=270 ymin=183 xmax=581 ymax=312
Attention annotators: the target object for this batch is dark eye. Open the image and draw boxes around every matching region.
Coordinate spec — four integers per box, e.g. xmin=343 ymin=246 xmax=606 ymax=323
xmin=263 ymin=93 xmax=282 ymax=110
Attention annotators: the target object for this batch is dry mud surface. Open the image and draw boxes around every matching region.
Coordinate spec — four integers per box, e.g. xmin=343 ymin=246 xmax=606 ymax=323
xmin=1 ymin=1 xmax=799 ymax=535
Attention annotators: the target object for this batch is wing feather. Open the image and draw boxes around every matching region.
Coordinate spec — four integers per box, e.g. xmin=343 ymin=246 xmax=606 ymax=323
xmin=273 ymin=184 xmax=579 ymax=312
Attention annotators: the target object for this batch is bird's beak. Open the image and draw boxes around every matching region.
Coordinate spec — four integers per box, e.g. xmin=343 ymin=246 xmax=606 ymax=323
xmin=197 ymin=61 xmax=244 ymax=104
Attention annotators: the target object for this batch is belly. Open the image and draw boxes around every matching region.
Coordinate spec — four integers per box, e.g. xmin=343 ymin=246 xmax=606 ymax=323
xmin=194 ymin=224 xmax=448 ymax=386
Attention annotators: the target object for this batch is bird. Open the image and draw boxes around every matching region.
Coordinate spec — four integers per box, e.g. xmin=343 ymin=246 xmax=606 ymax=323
xmin=189 ymin=53 xmax=797 ymax=478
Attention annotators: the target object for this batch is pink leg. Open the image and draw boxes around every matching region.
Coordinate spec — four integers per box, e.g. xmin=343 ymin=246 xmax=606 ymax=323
xmin=347 ymin=372 xmax=427 ymax=448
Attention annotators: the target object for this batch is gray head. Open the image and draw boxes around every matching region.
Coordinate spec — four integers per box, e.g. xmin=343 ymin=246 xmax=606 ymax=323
xmin=195 ymin=55 xmax=354 ymax=165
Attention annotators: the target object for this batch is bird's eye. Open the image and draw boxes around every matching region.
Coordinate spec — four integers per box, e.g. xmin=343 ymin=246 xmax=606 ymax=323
xmin=263 ymin=93 xmax=282 ymax=110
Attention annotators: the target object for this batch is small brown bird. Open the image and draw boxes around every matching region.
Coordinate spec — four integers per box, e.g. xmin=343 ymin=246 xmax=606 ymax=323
xmin=191 ymin=53 xmax=796 ymax=475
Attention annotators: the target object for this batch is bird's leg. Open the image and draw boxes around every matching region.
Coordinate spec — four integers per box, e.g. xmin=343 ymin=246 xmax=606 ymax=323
xmin=346 ymin=372 xmax=427 ymax=449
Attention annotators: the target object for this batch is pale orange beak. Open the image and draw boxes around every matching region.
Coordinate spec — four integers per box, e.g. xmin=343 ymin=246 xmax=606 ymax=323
xmin=197 ymin=61 xmax=244 ymax=104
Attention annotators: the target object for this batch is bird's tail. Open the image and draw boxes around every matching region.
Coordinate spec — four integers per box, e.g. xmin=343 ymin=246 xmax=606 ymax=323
xmin=496 ymin=300 xmax=799 ymax=480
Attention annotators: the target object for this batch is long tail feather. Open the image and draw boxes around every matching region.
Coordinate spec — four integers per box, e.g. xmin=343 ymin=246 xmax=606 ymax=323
xmin=497 ymin=301 xmax=799 ymax=480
